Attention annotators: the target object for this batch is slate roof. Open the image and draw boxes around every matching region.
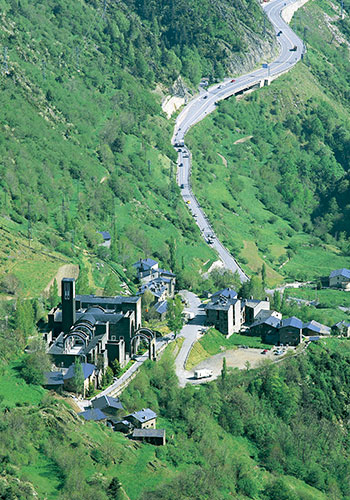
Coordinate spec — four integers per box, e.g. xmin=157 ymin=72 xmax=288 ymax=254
xmin=63 ymin=362 xmax=96 ymax=381
xmin=158 ymin=268 xmax=176 ymax=277
xmin=79 ymin=408 xmax=107 ymax=421
xmin=140 ymin=282 xmax=167 ymax=298
xmin=303 ymin=320 xmax=330 ymax=335
xmin=212 ymin=288 xmax=238 ymax=300
xmin=76 ymin=294 xmax=140 ymax=305
xmin=334 ymin=320 xmax=350 ymax=329
xmin=132 ymin=428 xmax=165 ymax=438
xmin=280 ymin=316 xmax=303 ymax=329
xmin=303 ymin=321 xmax=321 ymax=334
xmin=250 ymin=315 xmax=281 ymax=329
xmin=76 ymin=309 xmax=124 ymax=325
xmin=244 ymin=299 xmax=269 ymax=309
xmin=126 ymin=408 xmax=157 ymax=423
xmin=155 ymin=300 xmax=168 ymax=315
xmin=44 ymin=371 xmax=64 ymax=386
xmin=92 ymin=395 xmax=124 ymax=411
xmin=206 ymin=297 xmax=238 ymax=311
xmin=133 ymin=258 xmax=158 ymax=269
xmin=98 ymin=231 xmax=111 ymax=241
xmin=329 ymin=268 xmax=350 ymax=279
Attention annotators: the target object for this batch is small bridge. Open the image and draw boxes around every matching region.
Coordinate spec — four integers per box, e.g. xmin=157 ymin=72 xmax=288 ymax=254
xmin=130 ymin=327 xmax=157 ymax=361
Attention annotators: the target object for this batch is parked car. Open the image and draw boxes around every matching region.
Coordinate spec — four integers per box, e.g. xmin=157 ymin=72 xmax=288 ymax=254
xmin=261 ymin=349 xmax=269 ymax=355
xmin=231 ymin=79 xmax=236 ymax=82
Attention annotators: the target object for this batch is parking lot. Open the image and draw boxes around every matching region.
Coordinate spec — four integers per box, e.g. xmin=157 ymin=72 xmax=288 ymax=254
xmin=190 ymin=347 xmax=277 ymax=382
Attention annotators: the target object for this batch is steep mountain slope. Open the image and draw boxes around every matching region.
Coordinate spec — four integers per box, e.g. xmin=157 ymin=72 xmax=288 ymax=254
xmin=186 ymin=0 xmax=350 ymax=285
xmin=0 ymin=0 xmax=276 ymax=296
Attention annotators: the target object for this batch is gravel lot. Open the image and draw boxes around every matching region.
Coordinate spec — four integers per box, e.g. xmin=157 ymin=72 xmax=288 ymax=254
xmin=189 ymin=348 xmax=277 ymax=382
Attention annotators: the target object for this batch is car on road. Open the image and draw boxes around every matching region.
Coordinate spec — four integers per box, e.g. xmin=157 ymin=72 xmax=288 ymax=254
xmin=203 ymin=95 xmax=208 ymax=99
xmin=180 ymin=184 xmax=184 ymax=189
xmin=183 ymin=153 xmax=189 ymax=158
xmin=277 ymin=30 xmax=282 ymax=36
xmin=290 ymin=45 xmax=297 ymax=51
xmin=179 ymin=163 xmax=183 ymax=167
xmin=177 ymin=148 xmax=182 ymax=152
xmin=261 ymin=349 xmax=269 ymax=355
xmin=231 ymin=79 xmax=236 ymax=82
xmin=186 ymin=200 xmax=191 ymax=204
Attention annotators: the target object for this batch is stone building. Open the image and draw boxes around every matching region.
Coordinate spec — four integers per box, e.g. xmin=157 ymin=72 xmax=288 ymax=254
xmin=47 ymin=278 xmax=142 ymax=368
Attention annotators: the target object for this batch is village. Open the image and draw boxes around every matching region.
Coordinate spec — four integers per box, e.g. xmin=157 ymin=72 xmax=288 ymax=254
xmin=41 ymin=260 xmax=350 ymax=446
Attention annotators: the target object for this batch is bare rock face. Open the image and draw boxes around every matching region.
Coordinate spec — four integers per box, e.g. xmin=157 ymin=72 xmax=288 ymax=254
xmin=225 ymin=30 xmax=278 ymax=75
xmin=169 ymin=76 xmax=192 ymax=100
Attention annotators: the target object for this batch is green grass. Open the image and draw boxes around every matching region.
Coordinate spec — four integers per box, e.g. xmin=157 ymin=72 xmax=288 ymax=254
xmin=21 ymin=453 xmax=61 ymax=498
xmin=287 ymin=287 xmax=350 ymax=308
xmin=0 ymin=359 xmax=45 ymax=407
xmin=186 ymin=328 xmax=271 ymax=370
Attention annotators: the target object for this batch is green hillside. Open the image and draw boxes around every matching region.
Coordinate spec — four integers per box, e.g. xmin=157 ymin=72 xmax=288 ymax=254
xmin=0 ymin=0 xmax=277 ymax=298
xmin=187 ymin=0 xmax=350 ymax=286
xmin=2 ymin=337 xmax=350 ymax=499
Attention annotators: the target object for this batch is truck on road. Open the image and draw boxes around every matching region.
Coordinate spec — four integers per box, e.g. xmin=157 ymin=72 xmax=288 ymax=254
xmin=194 ymin=369 xmax=213 ymax=379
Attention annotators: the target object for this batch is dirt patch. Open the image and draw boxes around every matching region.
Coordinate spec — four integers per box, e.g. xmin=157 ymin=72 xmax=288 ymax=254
xmin=193 ymin=347 xmax=275 ymax=376
xmin=234 ymin=135 xmax=253 ymax=144
xmin=44 ymin=263 xmax=79 ymax=294
xmin=217 ymin=152 xmax=227 ymax=167
xmin=162 ymin=95 xmax=185 ymax=118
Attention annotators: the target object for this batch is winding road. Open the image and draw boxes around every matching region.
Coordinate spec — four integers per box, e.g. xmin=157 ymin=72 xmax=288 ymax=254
xmin=172 ymin=0 xmax=305 ymax=283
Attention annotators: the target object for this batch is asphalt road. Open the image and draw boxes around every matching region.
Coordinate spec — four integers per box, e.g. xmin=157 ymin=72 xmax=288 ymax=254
xmin=172 ymin=0 xmax=305 ymax=283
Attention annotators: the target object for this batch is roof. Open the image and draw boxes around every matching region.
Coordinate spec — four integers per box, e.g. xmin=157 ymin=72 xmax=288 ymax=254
xmin=133 ymin=258 xmax=158 ymax=269
xmin=155 ymin=300 xmax=168 ymax=315
xmin=329 ymin=268 xmax=350 ymax=279
xmin=79 ymin=408 xmax=107 ymax=421
xmin=211 ymin=288 xmax=237 ymax=300
xmin=63 ymin=362 xmax=96 ymax=381
xmin=76 ymin=309 xmax=124 ymax=325
xmin=132 ymin=428 xmax=165 ymax=438
xmin=98 ymin=231 xmax=111 ymax=241
xmin=250 ymin=315 xmax=281 ymax=329
xmin=158 ymin=268 xmax=176 ymax=277
xmin=308 ymin=336 xmax=320 ymax=342
xmin=244 ymin=299 xmax=269 ymax=309
xmin=140 ymin=282 xmax=167 ymax=298
xmin=334 ymin=320 xmax=350 ymax=329
xmin=303 ymin=320 xmax=331 ymax=335
xmin=92 ymin=395 xmax=124 ymax=411
xmin=44 ymin=371 xmax=64 ymax=386
xmin=76 ymin=294 xmax=140 ymax=305
xmin=280 ymin=316 xmax=303 ymax=330
xmin=127 ymin=408 xmax=157 ymax=423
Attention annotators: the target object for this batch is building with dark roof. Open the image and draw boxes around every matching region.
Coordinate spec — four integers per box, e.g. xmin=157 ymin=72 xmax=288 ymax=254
xmin=63 ymin=362 xmax=99 ymax=396
xmin=332 ymin=320 xmax=350 ymax=337
xmin=205 ymin=295 xmax=242 ymax=336
xmin=124 ymin=408 xmax=157 ymax=429
xmin=211 ymin=288 xmax=238 ymax=300
xmin=44 ymin=371 xmax=64 ymax=391
xmin=303 ymin=320 xmax=330 ymax=336
xmin=97 ymin=231 xmax=111 ymax=248
xmin=329 ymin=268 xmax=350 ymax=289
xmin=91 ymin=395 xmax=124 ymax=417
xmin=79 ymin=408 xmax=107 ymax=422
xmin=250 ymin=315 xmax=281 ymax=345
xmin=278 ymin=316 xmax=303 ymax=346
xmin=47 ymin=278 xmax=142 ymax=369
xmin=131 ymin=428 xmax=166 ymax=446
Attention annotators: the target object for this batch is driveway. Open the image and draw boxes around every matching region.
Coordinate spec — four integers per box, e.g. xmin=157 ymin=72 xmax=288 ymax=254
xmin=175 ymin=291 xmax=206 ymax=387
